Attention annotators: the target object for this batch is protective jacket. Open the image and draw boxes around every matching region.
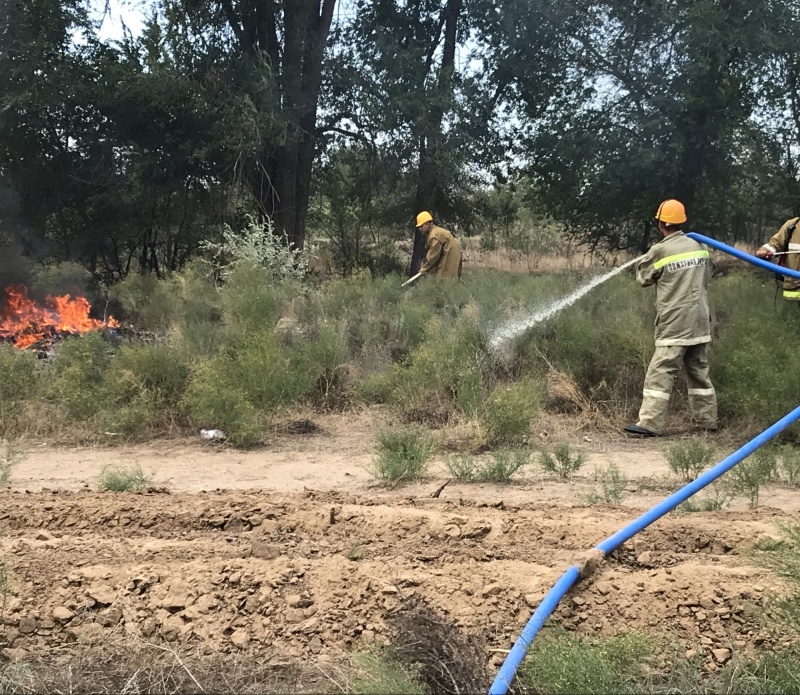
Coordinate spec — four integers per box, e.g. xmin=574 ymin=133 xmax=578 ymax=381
xmin=762 ymin=217 xmax=800 ymax=299
xmin=636 ymin=231 xmax=712 ymax=347
xmin=420 ymin=225 xmax=463 ymax=278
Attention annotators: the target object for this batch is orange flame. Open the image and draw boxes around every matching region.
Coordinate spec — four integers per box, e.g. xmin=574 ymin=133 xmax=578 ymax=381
xmin=0 ymin=285 xmax=118 ymax=349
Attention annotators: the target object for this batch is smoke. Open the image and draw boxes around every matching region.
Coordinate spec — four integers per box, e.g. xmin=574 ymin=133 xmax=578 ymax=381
xmin=0 ymin=242 xmax=35 ymax=307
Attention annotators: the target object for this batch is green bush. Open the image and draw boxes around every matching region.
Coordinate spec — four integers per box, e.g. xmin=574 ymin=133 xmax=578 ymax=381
xmin=731 ymin=447 xmax=777 ymax=509
xmin=110 ymin=271 xmax=179 ymax=332
xmin=678 ymin=480 xmax=736 ymax=512
xmin=370 ymin=428 xmax=435 ymax=485
xmin=778 ymin=445 xmax=800 ymax=486
xmin=587 ymin=463 xmax=628 ymax=505
xmin=477 ymin=448 xmax=530 ymax=483
xmin=0 ymin=438 xmax=24 ymax=484
xmin=98 ymin=464 xmax=151 ymax=492
xmin=479 ymin=379 xmax=540 ymax=446
xmin=0 ymin=345 xmax=39 ymax=430
xmin=50 ymin=332 xmax=114 ymax=421
xmin=446 ymin=453 xmax=478 ymax=481
xmin=665 ymin=439 xmax=716 ymax=482
xmin=539 ymin=441 xmax=587 ymax=479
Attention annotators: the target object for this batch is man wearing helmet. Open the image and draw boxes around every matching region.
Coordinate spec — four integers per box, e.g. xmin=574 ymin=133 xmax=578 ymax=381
xmin=624 ymin=199 xmax=718 ymax=437
xmin=414 ymin=211 xmax=463 ymax=279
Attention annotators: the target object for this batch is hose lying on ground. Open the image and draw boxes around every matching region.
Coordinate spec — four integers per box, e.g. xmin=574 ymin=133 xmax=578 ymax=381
xmin=489 ymin=236 xmax=800 ymax=695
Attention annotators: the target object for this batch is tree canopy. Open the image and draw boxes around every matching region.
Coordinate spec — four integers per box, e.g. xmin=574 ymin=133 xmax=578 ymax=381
xmin=1 ymin=0 xmax=799 ymax=279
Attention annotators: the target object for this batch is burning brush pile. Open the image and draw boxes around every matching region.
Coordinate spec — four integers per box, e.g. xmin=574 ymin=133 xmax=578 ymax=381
xmin=0 ymin=285 xmax=119 ymax=355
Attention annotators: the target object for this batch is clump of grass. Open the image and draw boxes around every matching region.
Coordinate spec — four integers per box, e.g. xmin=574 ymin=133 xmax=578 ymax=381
xmin=586 ymin=463 xmax=628 ymax=505
xmin=98 ymin=464 xmax=151 ymax=492
xmin=730 ymin=446 xmax=777 ymax=509
xmin=371 ymin=428 xmax=435 ymax=486
xmin=518 ymin=628 xmax=654 ymax=695
xmin=477 ymin=448 xmax=530 ymax=483
xmin=351 ymin=650 xmax=425 ymax=695
xmin=0 ymin=437 xmax=24 ymax=485
xmin=665 ymin=439 xmax=716 ymax=482
xmin=539 ymin=441 xmax=586 ymax=479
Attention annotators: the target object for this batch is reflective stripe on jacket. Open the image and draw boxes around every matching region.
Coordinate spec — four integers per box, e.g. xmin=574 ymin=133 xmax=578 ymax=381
xmin=636 ymin=231 xmax=712 ymax=347
xmin=762 ymin=217 xmax=800 ymax=299
xmin=420 ymin=225 xmax=463 ymax=278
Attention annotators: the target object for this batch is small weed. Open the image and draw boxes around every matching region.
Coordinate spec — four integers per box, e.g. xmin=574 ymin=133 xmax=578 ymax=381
xmin=98 ymin=464 xmax=151 ymax=492
xmin=678 ymin=481 xmax=736 ymax=513
xmin=371 ymin=428 xmax=435 ymax=486
xmin=0 ymin=438 xmax=24 ymax=485
xmin=477 ymin=448 xmax=530 ymax=483
xmin=778 ymin=445 xmax=800 ymax=486
xmin=665 ymin=439 xmax=716 ymax=482
xmin=345 ymin=543 xmax=365 ymax=562
xmin=586 ymin=463 xmax=628 ymax=505
xmin=731 ymin=446 xmax=777 ymax=509
xmin=0 ymin=556 xmax=9 ymax=616
xmin=539 ymin=441 xmax=586 ymax=479
xmin=445 ymin=453 xmax=478 ymax=481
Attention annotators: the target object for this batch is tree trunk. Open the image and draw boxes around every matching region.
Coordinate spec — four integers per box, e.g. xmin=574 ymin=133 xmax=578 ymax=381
xmin=410 ymin=0 xmax=462 ymax=275
xmin=233 ymin=0 xmax=336 ymax=250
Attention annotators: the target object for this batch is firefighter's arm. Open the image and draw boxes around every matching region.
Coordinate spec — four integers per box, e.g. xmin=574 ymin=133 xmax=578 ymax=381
xmin=635 ymin=248 xmax=661 ymax=287
xmin=757 ymin=220 xmax=793 ymax=258
xmin=420 ymin=238 xmax=444 ymax=274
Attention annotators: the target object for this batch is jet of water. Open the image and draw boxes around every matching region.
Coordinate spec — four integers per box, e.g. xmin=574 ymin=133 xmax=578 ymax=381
xmin=488 ymin=256 xmax=642 ymax=352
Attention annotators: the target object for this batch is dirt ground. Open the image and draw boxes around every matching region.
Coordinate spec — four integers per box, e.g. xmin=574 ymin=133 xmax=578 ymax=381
xmin=2 ymin=411 xmax=799 ymax=685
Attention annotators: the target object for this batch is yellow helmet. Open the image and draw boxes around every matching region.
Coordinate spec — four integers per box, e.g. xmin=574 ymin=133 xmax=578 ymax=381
xmin=416 ymin=211 xmax=433 ymax=227
xmin=655 ymin=199 xmax=687 ymax=225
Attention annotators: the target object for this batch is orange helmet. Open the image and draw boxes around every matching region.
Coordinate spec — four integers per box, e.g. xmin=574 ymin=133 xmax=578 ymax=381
xmin=655 ymin=199 xmax=687 ymax=225
xmin=416 ymin=211 xmax=433 ymax=227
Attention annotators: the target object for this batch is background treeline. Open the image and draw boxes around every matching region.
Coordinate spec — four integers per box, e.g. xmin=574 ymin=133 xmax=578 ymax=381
xmin=2 ymin=0 xmax=800 ymax=283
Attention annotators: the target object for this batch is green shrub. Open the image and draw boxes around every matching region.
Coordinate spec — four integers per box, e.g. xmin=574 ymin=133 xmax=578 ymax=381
xmin=587 ymin=463 xmax=628 ymax=505
xmin=477 ymin=448 xmax=530 ymax=483
xmin=366 ymin=318 xmax=487 ymax=424
xmin=32 ymin=261 xmax=94 ymax=299
xmin=731 ymin=447 xmax=777 ymax=509
xmin=778 ymin=445 xmax=800 ymax=486
xmin=445 ymin=453 xmax=478 ymax=481
xmin=110 ymin=271 xmax=178 ymax=332
xmin=98 ymin=464 xmax=151 ymax=492
xmin=665 ymin=439 xmax=716 ymax=482
xmin=479 ymin=379 xmax=540 ymax=446
xmin=50 ymin=332 xmax=114 ymax=420
xmin=371 ymin=428 xmax=434 ymax=485
xmin=0 ymin=438 xmax=24 ymax=485
xmin=102 ymin=344 xmax=190 ymax=435
xmin=0 ymin=345 xmax=39 ymax=430
xmin=539 ymin=441 xmax=587 ymax=479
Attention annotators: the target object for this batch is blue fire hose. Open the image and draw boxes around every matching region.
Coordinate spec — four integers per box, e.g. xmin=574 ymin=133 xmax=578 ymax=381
xmin=489 ymin=233 xmax=800 ymax=695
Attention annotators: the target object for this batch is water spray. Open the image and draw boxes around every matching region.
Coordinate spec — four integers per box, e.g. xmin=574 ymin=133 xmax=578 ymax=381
xmin=488 ymin=256 xmax=643 ymax=351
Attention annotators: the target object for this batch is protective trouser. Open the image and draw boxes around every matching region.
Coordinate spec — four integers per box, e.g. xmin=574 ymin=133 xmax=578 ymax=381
xmin=637 ymin=344 xmax=717 ymax=434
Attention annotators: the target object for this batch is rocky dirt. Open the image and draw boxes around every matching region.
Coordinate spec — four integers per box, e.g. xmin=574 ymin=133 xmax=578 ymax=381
xmin=1 ymin=413 xmax=798 ymax=685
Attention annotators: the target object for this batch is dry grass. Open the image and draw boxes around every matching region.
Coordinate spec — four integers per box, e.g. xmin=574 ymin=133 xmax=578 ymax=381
xmin=0 ymin=630 xmax=312 ymax=694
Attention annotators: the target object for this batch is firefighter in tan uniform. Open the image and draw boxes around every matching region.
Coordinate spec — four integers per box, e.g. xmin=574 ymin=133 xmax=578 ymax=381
xmin=624 ymin=199 xmax=718 ymax=437
xmin=755 ymin=217 xmax=800 ymax=299
xmin=415 ymin=211 xmax=463 ymax=279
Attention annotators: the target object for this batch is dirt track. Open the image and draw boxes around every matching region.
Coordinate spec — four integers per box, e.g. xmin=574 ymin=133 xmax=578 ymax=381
xmin=1 ymin=415 xmax=798 ymax=680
